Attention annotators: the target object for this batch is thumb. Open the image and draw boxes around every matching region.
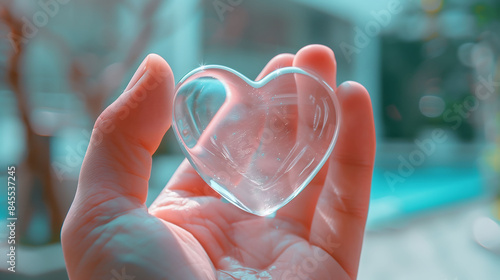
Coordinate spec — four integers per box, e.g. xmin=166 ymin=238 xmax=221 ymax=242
xmin=73 ymin=54 xmax=174 ymax=213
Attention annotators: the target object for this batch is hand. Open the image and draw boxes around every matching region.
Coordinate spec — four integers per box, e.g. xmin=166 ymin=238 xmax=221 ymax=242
xmin=61 ymin=45 xmax=376 ymax=280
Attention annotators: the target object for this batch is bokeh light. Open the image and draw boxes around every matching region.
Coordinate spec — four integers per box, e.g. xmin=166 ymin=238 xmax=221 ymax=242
xmin=419 ymin=95 xmax=446 ymax=118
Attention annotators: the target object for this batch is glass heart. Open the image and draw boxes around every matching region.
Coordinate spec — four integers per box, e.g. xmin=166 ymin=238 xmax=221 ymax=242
xmin=172 ymin=65 xmax=341 ymax=216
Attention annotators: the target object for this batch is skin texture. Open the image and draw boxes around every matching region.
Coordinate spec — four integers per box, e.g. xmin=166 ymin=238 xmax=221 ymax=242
xmin=61 ymin=45 xmax=376 ymax=280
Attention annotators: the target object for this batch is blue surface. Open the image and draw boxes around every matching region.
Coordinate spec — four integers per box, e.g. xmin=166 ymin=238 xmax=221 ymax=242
xmin=368 ymin=166 xmax=485 ymax=227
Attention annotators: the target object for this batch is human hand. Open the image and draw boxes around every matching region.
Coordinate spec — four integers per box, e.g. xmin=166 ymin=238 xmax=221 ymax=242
xmin=61 ymin=45 xmax=376 ymax=280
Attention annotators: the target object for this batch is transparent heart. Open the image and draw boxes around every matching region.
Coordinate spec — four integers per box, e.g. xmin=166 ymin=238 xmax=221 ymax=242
xmin=173 ymin=66 xmax=341 ymax=216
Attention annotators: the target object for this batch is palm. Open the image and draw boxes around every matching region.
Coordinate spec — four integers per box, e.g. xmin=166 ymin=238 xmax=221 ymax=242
xmin=62 ymin=46 xmax=375 ymax=280
xmin=148 ymin=161 xmax=346 ymax=279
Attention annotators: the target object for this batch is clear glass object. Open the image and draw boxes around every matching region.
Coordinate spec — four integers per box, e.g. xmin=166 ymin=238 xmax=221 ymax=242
xmin=173 ymin=65 xmax=341 ymax=216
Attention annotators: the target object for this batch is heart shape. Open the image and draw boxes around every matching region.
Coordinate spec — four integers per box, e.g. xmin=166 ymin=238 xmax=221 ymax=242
xmin=172 ymin=65 xmax=341 ymax=216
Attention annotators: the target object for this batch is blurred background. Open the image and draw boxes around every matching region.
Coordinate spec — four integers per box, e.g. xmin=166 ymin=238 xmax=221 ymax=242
xmin=0 ymin=0 xmax=499 ymax=279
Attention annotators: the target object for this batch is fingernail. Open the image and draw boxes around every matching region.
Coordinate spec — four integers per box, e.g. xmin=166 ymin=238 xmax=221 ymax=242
xmin=340 ymin=81 xmax=352 ymax=90
xmin=125 ymin=55 xmax=150 ymax=91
